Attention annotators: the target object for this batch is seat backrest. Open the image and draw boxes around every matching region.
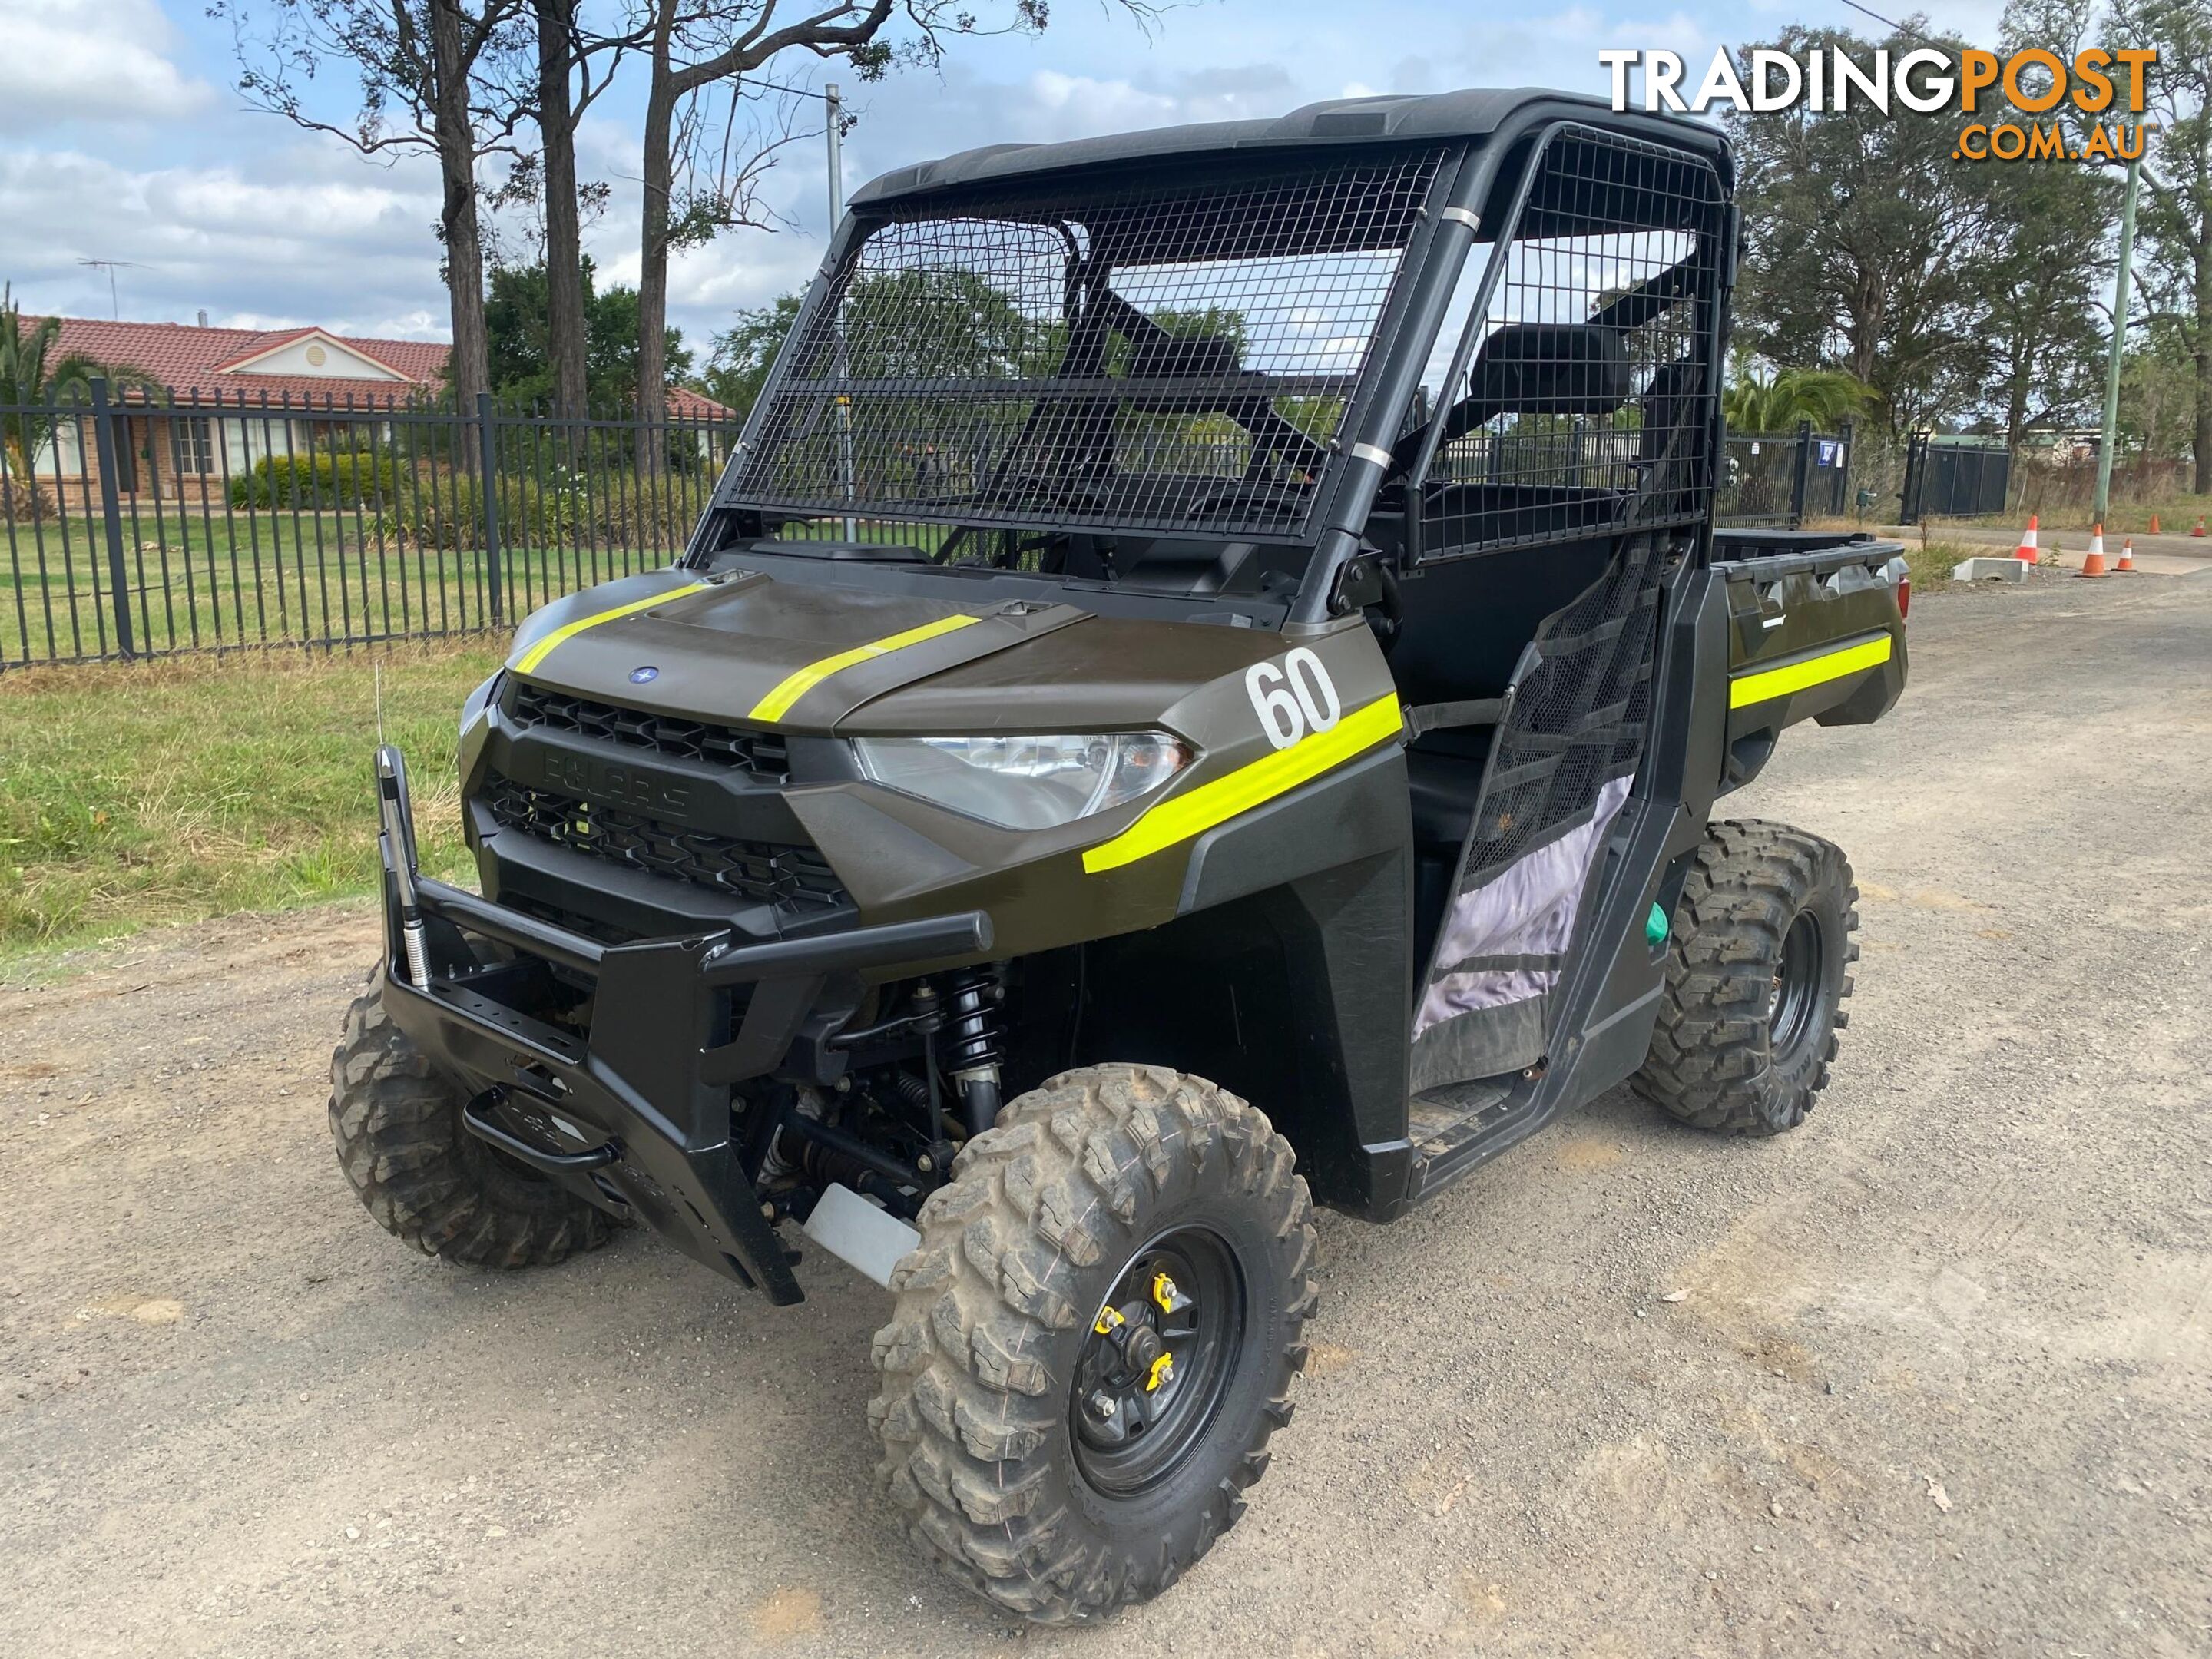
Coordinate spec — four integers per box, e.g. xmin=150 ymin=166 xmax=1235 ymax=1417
xmin=1394 ymin=322 xmax=1632 ymax=471
xmin=1384 ymin=534 xmax=1614 ymax=713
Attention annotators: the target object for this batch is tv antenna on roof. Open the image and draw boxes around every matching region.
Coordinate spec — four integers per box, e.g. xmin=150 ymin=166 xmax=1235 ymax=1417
xmin=77 ymin=259 xmax=145 ymax=320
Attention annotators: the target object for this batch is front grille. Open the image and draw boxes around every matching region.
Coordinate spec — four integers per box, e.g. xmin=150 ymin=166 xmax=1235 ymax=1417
xmin=482 ymin=772 xmax=846 ymax=910
xmin=511 ymin=684 xmax=790 ymax=777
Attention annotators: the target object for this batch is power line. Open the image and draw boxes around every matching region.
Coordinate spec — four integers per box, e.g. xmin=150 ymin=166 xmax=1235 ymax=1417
xmin=733 ymin=75 xmax=839 ymax=104
xmin=1836 ymin=0 xmax=1913 ymax=36
xmin=1833 ymin=0 xmax=1952 ymax=48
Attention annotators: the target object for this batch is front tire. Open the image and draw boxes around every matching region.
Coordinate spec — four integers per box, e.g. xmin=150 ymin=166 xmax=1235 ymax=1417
xmin=869 ymin=1064 xmax=1316 ymax=1623
xmin=1634 ymin=820 xmax=1859 ymax=1136
xmin=329 ymin=968 xmax=614 ymax=1267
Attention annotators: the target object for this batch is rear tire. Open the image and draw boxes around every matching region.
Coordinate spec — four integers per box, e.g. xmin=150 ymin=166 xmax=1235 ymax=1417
xmin=329 ymin=967 xmax=614 ymax=1267
xmin=868 ymin=1064 xmax=1316 ymax=1624
xmin=1634 ymin=820 xmax=1858 ymax=1136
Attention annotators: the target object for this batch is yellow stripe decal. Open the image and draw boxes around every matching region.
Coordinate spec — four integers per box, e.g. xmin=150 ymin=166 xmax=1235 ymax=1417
xmin=747 ymin=613 xmax=982 ymax=724
xmin=1729 ymin=634 xmax=1892 ymax=710
xmin=1083 ymin=694 xmax=1404 ymax=876
xmin=512 ymin=580 xmax=714 ymax=675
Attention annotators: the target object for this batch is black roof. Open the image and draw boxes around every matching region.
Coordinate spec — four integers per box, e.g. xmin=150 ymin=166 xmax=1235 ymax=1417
xmin=850 ymin=87 xmax=1727 ymax=207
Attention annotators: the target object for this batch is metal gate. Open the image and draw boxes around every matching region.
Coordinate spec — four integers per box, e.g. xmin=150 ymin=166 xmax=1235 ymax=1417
xmin=1899 ymin=433 xmax=2011 ymax=522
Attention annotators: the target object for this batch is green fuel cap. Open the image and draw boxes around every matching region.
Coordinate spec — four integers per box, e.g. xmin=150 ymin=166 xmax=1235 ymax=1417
xmin=1645 ymin=902 xmax=1670 ymax=949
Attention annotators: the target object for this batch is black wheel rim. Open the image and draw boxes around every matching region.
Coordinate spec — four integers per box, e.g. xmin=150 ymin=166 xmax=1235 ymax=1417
xmin=1769 ymin=909 xmax=1824 ymax=1061
xmin=1070 ymin=1226 xmax=1246 ymax=1498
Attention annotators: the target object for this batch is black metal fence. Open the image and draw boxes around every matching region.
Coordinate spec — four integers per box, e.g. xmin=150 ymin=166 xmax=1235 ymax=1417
xmin=4 ymin=377 xmax=1876 ymax=670
xmin=1 ymin=378 xmax=737 ymax=667
xmin=1899 ymin=432 xmax=2012 ymax=523
xmin=1717 ymin=421 xmax=1853 ymax=528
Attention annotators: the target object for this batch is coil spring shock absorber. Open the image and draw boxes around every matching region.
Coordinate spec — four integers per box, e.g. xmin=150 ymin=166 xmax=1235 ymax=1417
xmin=943 ymin=969 xmax=1005 ymax=1139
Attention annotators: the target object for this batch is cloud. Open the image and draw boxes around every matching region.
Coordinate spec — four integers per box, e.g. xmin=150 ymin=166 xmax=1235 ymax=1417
xmin=0 ymin=145 xmax=449 ymax=336
xmin=2 ymin=0 xmax=1764 ymax=352
xmin=637 ymin=58 xmax=1305 ymax=334
xmin=0 ymin=0 xmax=214 ymax=134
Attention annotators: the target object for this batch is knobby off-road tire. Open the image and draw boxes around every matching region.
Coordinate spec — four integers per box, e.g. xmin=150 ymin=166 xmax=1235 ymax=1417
xmin=329 ymin=968 xmax=614 ymax=1267
xmin=869 ymin=1064 xmax=1317 ymax=1624
xmin=1634 ymin=820 xmax=1859 ymax=1136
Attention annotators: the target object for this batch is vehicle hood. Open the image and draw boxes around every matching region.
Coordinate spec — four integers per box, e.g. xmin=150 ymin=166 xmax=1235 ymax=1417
xmin=506 ymin=568 xmax=1290 ymax=733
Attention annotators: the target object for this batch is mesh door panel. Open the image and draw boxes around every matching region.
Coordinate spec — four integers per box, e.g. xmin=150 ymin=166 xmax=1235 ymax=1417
xmin=1455 ymin=538 xmax=1659 ymax=889
xmin=1414 ymin=125 xmax=1724 ymax=558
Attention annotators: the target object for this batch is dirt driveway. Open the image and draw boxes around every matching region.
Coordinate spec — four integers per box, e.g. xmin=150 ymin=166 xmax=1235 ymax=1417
xmin=4 ymin=573 xmax=2209 ymax=1658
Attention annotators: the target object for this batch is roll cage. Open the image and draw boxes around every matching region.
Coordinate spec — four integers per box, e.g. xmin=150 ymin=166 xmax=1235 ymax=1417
xmin=695 ymin=96 xmax=1734 ymax=632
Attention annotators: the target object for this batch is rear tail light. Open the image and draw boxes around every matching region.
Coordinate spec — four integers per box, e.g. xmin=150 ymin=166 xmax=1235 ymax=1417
xmin=1897 ymin=575 xmax=1910 ymax=618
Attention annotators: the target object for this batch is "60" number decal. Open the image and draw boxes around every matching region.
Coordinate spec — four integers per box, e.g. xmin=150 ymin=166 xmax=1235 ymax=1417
xmin=1245 ymin=647 xmax=1343 ymax=750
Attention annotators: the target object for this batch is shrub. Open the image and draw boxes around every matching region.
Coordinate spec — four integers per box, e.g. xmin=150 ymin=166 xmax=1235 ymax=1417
xmin=373 ymin=469 xmax=701 ymax=554
xmin=229 ymin=450 xmax=399 ymax=510
xmin=1 ymin=469 xmax=55 ymax=524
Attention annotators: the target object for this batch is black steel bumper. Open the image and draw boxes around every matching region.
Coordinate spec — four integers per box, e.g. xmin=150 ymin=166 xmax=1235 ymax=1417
xmin=371 ymin=746 xmax=988 ymax=1300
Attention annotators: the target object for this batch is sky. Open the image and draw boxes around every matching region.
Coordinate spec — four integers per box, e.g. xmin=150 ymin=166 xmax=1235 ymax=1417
xmin=0 ymin=0 xmax=2011 ymax=359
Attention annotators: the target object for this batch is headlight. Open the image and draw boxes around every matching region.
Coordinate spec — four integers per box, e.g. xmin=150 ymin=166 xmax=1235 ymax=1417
xmin=853 ymin=732 xmax=1193 ymax=831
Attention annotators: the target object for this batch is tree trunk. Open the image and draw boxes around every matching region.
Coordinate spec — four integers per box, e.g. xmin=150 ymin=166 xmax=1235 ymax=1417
xmin=2195 ymin=347 xmax=2211 ymax=495
xmin=430 ymin=0 xmax=492 ymax=425
xmin=535 ymin=0 xmax=590 ymax=426
xmin=634 ymin=10 xmax=678 ymax=472
xmin=2198 ymin=236 xmax=2212 ymax=495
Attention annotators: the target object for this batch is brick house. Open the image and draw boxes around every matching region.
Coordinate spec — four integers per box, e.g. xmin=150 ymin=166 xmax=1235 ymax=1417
xmin=21 ymin=316 xmax=730 ymax=507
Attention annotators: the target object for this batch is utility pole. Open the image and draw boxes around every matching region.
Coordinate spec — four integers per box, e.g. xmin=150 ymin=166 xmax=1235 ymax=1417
xmin=2092 ymin=80 xmax=2144 ymax=531
xmin=826 ymin=81 xmax=857 ymax=538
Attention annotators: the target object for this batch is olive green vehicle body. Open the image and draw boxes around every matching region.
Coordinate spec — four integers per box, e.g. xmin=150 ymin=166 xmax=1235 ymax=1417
xmin=475 ymin=570 xmax=1402 ymax=957
xmin=376 ymin=87 xmax=1909 ymax=1302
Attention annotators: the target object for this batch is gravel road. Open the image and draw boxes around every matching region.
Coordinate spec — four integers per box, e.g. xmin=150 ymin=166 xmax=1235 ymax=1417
xmin=5 ymin=571 xmax=2208 ymax=1657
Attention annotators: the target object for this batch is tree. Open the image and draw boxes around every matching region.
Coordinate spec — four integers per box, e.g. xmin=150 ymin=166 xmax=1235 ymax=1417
xmin=628 ymin=1 xmax=1157 ymax=465
xmin=1727 ymin=23 xmax=1998 ymax=439
xmin=224 ymin=0 xmax=531 ymax=414
xmin=1958 ymin=0 xmax=2121 ymax=446
xmin=1972 ymin=153 xmax=2115 ymax=442
xmin=1721 ymin=356 xmax=1875 ymax=433
xmin=523 ymin=0 xmax=638 ymax=421
xmin=2110 ymin=0 xmax=2212 ymax=492
xmin=484 ymin=260 xmax=692 ymax=409
xmin=0 ymin=286 xmax=157 ymax=521
xmin=2119 ymin=315 xmax=2200 ymax=459
xmin=697 ymin=291 xmax=805 ymax=420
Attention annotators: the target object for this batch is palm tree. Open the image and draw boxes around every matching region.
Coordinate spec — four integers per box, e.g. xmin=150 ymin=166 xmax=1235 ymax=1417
xmin=1 ymin=284 xmax=156 ymax=520
xmin=1722 ymin=353 xmax=1873 ymax=435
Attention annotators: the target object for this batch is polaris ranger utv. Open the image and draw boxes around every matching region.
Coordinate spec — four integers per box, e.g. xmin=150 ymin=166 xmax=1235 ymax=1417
xmin=335 ymin=88 xmax=1907 ymax=1621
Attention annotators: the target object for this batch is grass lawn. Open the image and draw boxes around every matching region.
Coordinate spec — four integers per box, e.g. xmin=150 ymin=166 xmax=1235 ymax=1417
xmin=0 ymin=641 xmax=505 ymax=969
xmin=2015 ymin=490 xmax=2212 ymax=534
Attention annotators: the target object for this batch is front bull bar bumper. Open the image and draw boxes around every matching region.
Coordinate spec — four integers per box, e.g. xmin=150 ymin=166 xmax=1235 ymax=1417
xmin=370 ymin=744 xmax=991 ymax=1300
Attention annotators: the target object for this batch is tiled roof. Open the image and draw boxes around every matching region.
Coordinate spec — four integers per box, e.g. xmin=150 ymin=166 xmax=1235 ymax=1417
xmin=22 ymin=316 xmax=729 ymax=416
xmin=32 ymin=316 xmax=445 ymax=402
xmin=665 ymin=386 xmax=730 ymax=418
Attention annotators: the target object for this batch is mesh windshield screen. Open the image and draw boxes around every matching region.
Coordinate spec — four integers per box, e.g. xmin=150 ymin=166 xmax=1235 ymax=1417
xmin=729 ymin=149 xmax=1449 ymax=540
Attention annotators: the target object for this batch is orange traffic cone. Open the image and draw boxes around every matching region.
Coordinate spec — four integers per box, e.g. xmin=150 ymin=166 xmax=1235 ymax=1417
xmin=2013 ymin=513 xmax=2040 ymax=563
xmin=2195 ymin=516 xmax=2207 ymax=538
xmin=2115 ymin=536 xmax=2137 ymax=572
xmin=2149 ymin=513 xmax=2161 ymax=534
xmin=2078 ymin=524 xmax=2110 ymax=577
